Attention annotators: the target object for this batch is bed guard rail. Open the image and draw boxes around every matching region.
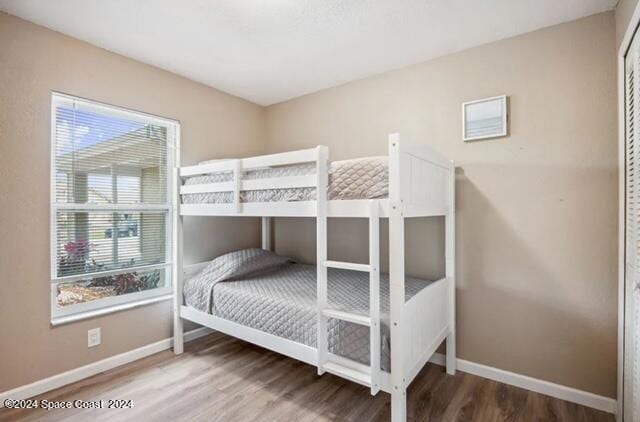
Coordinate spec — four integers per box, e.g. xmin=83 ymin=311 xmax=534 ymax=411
xmin=178 ymin=146 xmax=328 ymax=214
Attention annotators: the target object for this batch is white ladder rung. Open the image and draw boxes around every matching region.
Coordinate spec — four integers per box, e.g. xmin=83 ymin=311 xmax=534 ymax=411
xmin=322 ymin=308 xmax=371 ymax=326
xmin=323 ymin=361 xmax=371 ymax=388
xmin=323 ymin=260 xmax=371 ymax=272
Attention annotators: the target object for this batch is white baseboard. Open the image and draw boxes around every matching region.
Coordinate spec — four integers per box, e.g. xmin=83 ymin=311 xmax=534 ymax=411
xmin=0 ymin=327 xmax=213 ymax=408
xmin=428 ymin=353 xmax=616 ymax=415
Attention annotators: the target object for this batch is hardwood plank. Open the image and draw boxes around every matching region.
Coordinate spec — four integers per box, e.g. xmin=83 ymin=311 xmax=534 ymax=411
xmin=448 ymin=375 xmax=486 ymax=421
xmin=0 ymin=333 xmax=615 ymax=422
xmin=407 ymin=364 xmax=448 ymax=421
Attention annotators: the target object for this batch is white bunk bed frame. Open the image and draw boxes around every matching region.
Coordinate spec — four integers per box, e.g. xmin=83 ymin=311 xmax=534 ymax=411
xmin=172 ymin=133 xmax=456 ymax=422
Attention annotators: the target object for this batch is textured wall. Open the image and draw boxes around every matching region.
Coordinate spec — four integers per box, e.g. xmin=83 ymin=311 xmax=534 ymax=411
xmin=0 ymin=12 xmax=264 ymax=391
xmin=265 ymin=12 xmax=618 ymax=397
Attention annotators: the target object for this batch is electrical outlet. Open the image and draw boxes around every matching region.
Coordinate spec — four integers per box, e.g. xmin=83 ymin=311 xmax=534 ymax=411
xmin=88 ymin=328 xmax=101 ymax=348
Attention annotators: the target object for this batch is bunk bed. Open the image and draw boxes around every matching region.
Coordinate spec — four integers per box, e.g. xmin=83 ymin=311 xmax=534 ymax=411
xmin=172 ymin=133 xmax=456 ymax=422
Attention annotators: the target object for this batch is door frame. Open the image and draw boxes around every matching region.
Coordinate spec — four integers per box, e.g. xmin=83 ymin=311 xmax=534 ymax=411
xmin=619 ymin=4 xmax=640 ymax=420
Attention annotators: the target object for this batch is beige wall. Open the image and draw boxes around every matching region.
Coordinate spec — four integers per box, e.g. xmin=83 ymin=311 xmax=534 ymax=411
xmin=265 ymin=12 xmax=618 ymax=397
xmin=0 ymin=12 xmax=264 ymax=392
xmin=617 ymin=0 xmax=639 ymax=49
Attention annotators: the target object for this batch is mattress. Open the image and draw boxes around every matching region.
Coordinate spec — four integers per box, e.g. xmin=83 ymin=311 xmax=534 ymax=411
xmin=183 ymin=249 xmax=431 ymax=371
xmin=181 ymin=156 xmax=388 ymax=204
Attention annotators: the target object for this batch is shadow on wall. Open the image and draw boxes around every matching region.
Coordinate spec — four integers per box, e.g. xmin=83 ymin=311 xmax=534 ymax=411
xmin=183 ymin=217 xmax=261 ymax=265
xmin=455 ymin=165 xmax=616 ymax=396
xmin=273 ymin=216 xmax=445 ymax=281
xmin=273 ymin=163 xmax=616 ymax=397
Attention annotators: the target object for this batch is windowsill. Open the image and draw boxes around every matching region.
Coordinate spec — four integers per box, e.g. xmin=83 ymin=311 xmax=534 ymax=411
xmin=51 ymin=294 xmax=173 ymax=327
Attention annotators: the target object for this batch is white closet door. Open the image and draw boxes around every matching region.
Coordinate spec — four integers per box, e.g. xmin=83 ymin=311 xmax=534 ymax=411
xmin=625 ymin=30 xmax=640 ymax=422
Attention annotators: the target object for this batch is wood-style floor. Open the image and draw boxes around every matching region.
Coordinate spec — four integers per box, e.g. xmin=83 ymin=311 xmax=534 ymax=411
xmin=0 ymin=332 xmax=614 ymax=422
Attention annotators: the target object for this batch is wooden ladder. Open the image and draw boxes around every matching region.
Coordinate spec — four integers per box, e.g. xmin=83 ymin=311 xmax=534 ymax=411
xmin=317 ymin=200 xmax=381 ymax=395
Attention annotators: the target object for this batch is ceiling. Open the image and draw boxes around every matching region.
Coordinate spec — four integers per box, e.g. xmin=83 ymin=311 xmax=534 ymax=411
xmin=0 ymin=0 xmax=617 ymax=105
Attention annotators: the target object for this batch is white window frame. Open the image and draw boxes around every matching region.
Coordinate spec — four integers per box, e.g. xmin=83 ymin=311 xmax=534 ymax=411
xmin=50 ymin=92 xmax=180 ymax=324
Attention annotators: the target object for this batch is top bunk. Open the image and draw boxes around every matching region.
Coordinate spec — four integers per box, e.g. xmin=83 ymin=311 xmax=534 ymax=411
xmin=176 ymin=133 xmax=454 ymax=218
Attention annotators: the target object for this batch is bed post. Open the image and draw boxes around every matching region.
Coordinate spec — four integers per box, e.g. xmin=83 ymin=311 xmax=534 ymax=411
xmin=388 ymin=134 xmax=406 ymax=422
xmin=172 ymin=166 xmax=184 ymax=355
xmin=316 ymin=145 xmax=329 ymax=375
xmin=261 ymin=217 xmax=272 ymax=250
xmin=445 ymin=162 xmax=456 ymax=374
xmin=233 ymin=159 xmax=242 ymax=213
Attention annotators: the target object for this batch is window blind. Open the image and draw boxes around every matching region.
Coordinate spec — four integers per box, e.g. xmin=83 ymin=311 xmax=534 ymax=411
xmin=54 ymin=103 xmax=168 ymax=204
xmin=51 ymin=94 xmax=176 ymax=317
xmin=55 ymin=211 xmax=167 ymax=277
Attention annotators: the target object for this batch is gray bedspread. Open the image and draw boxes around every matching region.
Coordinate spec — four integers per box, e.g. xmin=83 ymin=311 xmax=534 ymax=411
xmin=183 ymin=249 xmax=430 ymax=371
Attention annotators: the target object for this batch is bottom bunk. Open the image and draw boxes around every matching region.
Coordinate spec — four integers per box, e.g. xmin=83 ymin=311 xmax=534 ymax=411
xmin=177 ymin=248 xmax=451 ymax=395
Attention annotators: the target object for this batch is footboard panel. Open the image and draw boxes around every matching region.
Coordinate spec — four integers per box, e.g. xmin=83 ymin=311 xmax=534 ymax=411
xmin=403 ymin=277 xmax=451 ymax=384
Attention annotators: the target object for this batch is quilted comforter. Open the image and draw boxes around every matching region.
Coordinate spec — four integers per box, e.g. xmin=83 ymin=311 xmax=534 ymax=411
xmin=181 ymin=156 xmax=388 ymax=204
xmin=183 ymin=249 xmax=431 ymax=371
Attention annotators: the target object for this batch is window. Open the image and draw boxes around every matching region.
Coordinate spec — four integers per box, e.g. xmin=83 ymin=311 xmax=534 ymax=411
xmin=51 ymin=93 xmax=179 ymax=321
